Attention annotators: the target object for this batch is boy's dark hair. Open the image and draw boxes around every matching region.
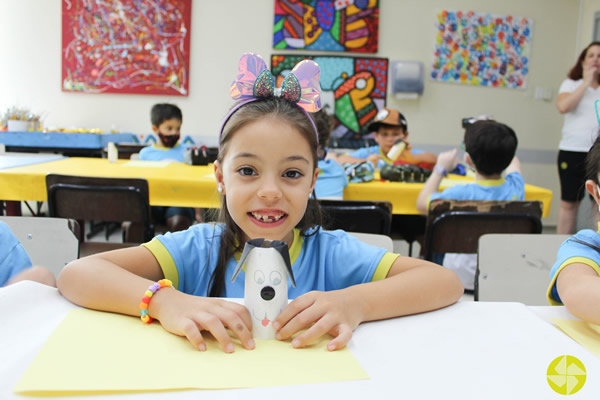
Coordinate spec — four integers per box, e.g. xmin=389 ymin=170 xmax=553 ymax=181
xmin=464 ymin=120 xmax=518 ymax=176
xmin=151 ymin=103 xmax=182 ymax=127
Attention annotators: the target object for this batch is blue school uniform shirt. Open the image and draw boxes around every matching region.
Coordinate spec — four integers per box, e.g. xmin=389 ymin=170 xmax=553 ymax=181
xmin=142 ymin=224 xmax=398 ymax=297
xmin=315 ymin=159 xmax=348 ymax=199
xmin=0 ymin=221 xmax=33 ymax=286
xmin=428 ymin=171 xmax=525 ymax=204
xmin=139 ymin=143 xmax=188 ymax=162
xmin=547 ymin=229 xmax=600 ymax=305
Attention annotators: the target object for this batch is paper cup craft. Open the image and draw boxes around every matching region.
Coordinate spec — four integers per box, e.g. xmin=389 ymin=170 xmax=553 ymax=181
xmin=232 ymin=239 xmax=295 ymax=339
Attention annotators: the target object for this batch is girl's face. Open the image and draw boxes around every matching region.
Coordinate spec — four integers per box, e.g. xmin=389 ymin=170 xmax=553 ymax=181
xmin=215 ymin=117 xmax=318 ymax=245
xmin=583 ymin=45 xmax=600 ymax=69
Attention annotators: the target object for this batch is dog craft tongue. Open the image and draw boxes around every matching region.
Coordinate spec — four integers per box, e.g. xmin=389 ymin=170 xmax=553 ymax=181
xmin=231 ymin=239 xmax=295 ymax=339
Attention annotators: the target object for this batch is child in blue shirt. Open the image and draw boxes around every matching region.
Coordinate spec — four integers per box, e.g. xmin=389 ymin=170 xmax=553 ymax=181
xmin=547 ymin=134 xmax=600 ymax=324
xmin=139 ymin=103 xmax=197 ymax=233
xmin=0 ymin=220 xmax=55 ymax=287
xmin=334 ymin=108 xmax=437 ymax=169
xmin=311 ymin=109 xmax=348 ymax=199
xmin=58 ymin=53 xmax=462 ymax=353
xmin=416 ymin=120 xmax=524 ymax=290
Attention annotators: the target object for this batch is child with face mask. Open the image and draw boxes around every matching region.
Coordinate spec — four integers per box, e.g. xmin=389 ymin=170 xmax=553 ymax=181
xmin=138 ymin=103 xmax=198 ymax=233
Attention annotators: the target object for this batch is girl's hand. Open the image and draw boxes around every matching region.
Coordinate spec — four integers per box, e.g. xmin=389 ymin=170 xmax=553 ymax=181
xmin=272 ymin=290 xmax=364 ymax=351
xmin=151 ymin=289 xmax=255 ymax=353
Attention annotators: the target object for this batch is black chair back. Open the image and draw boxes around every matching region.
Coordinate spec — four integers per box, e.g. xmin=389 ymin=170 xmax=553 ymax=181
xmin=318 ymin=199 xmax=392 ymax=235
xmin=46 ymin=174 xmax=154 ymax=242
xmin=422 ymin=199 xmax=543 ymax=261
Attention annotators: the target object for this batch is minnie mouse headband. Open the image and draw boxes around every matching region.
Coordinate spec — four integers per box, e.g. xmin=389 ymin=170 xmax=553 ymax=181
xmin=218 ymin=53 xmax=322 ymax=148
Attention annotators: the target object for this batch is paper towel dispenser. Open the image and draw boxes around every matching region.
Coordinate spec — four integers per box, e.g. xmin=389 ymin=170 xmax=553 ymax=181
xmin=390 ymin=60 xmax=424 ymax=99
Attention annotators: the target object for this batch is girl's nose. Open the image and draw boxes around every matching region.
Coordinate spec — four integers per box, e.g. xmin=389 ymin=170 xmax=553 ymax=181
xmin=257 ymin=177 xmax=282 ymax=201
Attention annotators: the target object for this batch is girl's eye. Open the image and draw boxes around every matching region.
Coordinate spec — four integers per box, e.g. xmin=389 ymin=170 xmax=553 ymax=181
xmin=270 ymin=271 xmax=282 ymax=286
xmin=254 ymin=270 xmax=265 ymax=285
xmin=283 ymin=170 xmax=303 ymax=179
xmin=238 ymin=167 xmax=256 ymax=176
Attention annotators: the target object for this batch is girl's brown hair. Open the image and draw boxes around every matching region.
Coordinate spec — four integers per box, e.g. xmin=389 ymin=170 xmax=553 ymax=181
xmin=207 ymin=97 xmax=323 ymax=297
xmin=568 ymin=42 xmax=600 ymax=83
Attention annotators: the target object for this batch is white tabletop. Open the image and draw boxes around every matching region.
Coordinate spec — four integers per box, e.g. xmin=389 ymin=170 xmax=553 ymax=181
xmin=1 ymin=281 xmax=599 ymax=399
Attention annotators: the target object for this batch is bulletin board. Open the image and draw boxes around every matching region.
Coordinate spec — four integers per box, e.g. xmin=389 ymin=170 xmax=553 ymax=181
xmin=273 ymin=0 xmax=379 ymax=53
xmin=61 ymin=0 xmax=192 ymax=96
xmin=430 ymin=10 xmax=532 ymax=89
xmin=272 ymin=54 xmax=387 ymax=146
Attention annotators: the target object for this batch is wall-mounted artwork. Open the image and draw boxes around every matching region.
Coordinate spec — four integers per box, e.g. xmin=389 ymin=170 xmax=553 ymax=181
xmin=431 ymin=10 xmax=532 ymax=89
xmin=62 ymin=0 xmax=192 ymax=96
xmin=272 ymin=54 xmax=387 ymax=146
xmin=273 ymin=0 xmax=379 ymax=53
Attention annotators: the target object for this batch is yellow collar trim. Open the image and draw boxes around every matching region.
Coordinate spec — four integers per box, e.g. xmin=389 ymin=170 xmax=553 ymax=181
xmin=233 ymin=229 xmax=303 ymax=266
xmin=475 ymin=177 xmax=505 ymax=186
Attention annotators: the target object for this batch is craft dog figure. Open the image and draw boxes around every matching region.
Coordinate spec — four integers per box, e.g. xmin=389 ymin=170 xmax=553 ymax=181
xmin=231 ymin=238 xmax=295 ymax=339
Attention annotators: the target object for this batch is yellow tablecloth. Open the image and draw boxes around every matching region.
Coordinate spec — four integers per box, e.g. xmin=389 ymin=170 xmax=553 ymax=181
xmin=0 ymin=157 xmax=552 ymax=217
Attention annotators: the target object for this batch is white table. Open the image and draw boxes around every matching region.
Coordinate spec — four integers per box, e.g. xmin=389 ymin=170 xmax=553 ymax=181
xmin=1 ymin=281 xmax=599 ymax=399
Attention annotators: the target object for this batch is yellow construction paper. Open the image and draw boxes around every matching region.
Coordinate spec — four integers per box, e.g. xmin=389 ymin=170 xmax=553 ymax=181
xmin=552 ymin=318 xmax=600 ymax=358
xmin=15 ymin=309 xmax=368 ymax=395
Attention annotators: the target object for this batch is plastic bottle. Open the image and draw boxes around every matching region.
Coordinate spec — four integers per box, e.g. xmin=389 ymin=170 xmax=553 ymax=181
xmin=387 ymin=139 xmax=407 ymax=161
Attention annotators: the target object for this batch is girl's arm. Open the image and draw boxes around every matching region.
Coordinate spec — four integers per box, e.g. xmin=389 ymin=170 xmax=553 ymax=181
xmin=57 ymin=247 xmax=255 ymax=352
xmin=556 ymin=263 xmax=600 ymax=324
xmin=274 ymin=256 xmax=463 ymax=350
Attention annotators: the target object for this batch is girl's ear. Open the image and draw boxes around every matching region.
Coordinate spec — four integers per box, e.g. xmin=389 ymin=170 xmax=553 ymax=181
xmin=402 ymin=130 xmax=409 ymax=139
xmin=214 ymin=161 xmax=225 ymax=195
xmin=585 ymin=179 xmax=600 ymax=204
xmin=310 ymin=167 xmax=320 ymax=194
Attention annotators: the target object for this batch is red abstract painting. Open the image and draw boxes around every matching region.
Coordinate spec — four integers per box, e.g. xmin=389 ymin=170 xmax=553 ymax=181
xmin=62 ymin=0 xmax=191 ymax=96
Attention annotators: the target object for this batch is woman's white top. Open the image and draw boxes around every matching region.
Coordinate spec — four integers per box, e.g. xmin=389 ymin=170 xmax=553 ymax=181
xmin=558 ymin=78 xmax=600 ymax=152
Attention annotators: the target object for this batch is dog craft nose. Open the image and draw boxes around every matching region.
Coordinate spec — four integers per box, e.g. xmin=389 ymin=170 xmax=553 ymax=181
xmin=261 ymin=286 xmax=275 ymax=301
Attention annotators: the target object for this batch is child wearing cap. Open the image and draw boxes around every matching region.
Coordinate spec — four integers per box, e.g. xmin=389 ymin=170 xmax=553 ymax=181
xmin=334 ymin=108 xmax=437 ymax=169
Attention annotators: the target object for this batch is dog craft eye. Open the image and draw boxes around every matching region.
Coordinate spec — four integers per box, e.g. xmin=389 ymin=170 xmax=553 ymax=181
xmin=270 ymin=271 xmax=282 ymax=285
xmin=254 ymin=270 xmax=265 ymax=285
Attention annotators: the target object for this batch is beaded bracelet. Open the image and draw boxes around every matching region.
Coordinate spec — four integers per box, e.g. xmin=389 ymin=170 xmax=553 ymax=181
xmin=139 ymin=279 xmax=173 ymax=323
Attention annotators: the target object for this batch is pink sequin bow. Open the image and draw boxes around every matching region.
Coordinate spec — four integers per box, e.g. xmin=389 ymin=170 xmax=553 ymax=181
xmin=229 ymin=53 xmax=322 ymax=112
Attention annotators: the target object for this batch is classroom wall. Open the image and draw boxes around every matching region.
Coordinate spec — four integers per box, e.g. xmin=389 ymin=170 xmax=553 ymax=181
xmin=0 ymin=0 xmax=587 ymax=225
xmin=579 ymin=0 xmax=600 ymax=51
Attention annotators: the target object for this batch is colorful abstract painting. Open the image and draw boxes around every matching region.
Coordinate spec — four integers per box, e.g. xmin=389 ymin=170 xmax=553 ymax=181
xmin=273 ymin=0 xmax=379 ymax=53
xmin=272 ymin=55 xmax=387 ymax=145
xmin=62 ymin=0 xmax=191 ymax=95
xmin=431 ymin=10 xmax=532 ymax=89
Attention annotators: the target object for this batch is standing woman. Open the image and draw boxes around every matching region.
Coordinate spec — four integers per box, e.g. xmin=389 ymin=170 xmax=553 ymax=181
xmin=556 ymin=42 xmax=600 ymax=234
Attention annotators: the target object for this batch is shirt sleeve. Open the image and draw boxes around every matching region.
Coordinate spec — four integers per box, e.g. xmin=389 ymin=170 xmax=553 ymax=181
xmin=558 ymin=79 xmax=578 ymax=94
xmin=347 ymin=148 xmax=370 ymax=159
xmin=0 ymin=235 xmax=32 ymax=286
xmin=546 ymin=233 xmax=600 ymax=305
xmin=325 ymin=231 xmax=398 ymax=289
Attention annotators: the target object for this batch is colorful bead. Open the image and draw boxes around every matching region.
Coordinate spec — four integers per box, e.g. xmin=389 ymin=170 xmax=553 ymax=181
xmin=139 ymin=279 xmax=173 ymax=324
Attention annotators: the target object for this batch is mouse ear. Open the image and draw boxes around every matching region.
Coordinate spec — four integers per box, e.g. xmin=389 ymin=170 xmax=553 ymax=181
xmin=231 ymin=239 xmax=265 ymax=282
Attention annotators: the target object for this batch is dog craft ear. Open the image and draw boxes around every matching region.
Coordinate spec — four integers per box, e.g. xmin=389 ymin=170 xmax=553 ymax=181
xmin=231 ymin=238 xmax=265 ymax=282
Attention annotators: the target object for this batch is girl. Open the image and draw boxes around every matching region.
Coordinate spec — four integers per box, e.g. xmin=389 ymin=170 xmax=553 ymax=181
xmin=547 ymin=134 xmax=600 ymax=324
xmin=555 ymin=42 xmax=600 ymax=234
xmin=57 ymin=53 xmax=463 ymax=353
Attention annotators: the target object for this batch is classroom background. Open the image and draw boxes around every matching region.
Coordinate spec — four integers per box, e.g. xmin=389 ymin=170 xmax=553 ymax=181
xmin=1 ymin=0 xmax=599 ymax=227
